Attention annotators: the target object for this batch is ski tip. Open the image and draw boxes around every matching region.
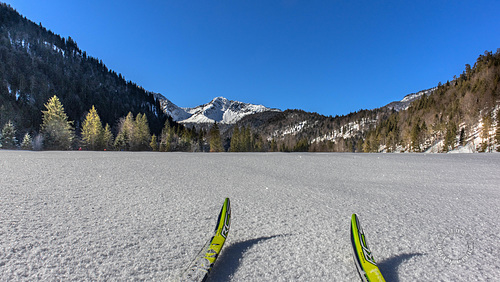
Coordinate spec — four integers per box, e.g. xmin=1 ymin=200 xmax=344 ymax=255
xmin=351 ymin=213 xmax=359 ymax=230
xmin=350 ymin=213 xmax=386 ymax=282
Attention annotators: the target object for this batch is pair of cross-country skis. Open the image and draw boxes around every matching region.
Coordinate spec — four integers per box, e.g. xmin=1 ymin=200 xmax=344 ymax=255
xmin=179 ymin=198 xmax=385 ymax=282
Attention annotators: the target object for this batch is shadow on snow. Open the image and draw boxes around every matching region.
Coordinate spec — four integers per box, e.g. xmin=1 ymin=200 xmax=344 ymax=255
xmin=378 ymin=252 xmax=425 ymax=282
xmin=207 ymin=235 xmax=286 ymax=281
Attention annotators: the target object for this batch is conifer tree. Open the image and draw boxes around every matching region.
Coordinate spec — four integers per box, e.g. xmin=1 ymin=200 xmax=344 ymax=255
xmin=496 ymin=116 xmax=500 ymax=152
xmin=480 ymin=113 xmax=492 ymax=152
xmin=270 ymin=138 xmax=278 ymax=152
xmin=115 ymin=112 xmax=134 ymax=150
xmin=230 ymin=126 xmax=240 ymax=152
xmin=243 ymin=126 xmax=252 ymax=151
xmin=410 ymin=122 xmax=421 ymax=152
xmin=41 ymin=96 xmax=74 ymax=150
xmin=133 ymin=113 xmax=151 ymax=151
xmin=150 ymin=134 xmax=158 ymax=151
xmin=102 ymin=124 xmax=114 ymax=150
xmin=160 ymin=121 xmax=172 ymax=152
xmin=459 ymin=127 xmax=466 ymax=146
xmin=1 ymin=120 xmax=17 ymax=149
xmin=21 ymin=132 xmax=33 ymax=150
xmin=81 ymin=105 xmax=104 ymax=150
xmin=209 ymin=122 xmax=223 ymax=152
xmin=362 ymin=137 xmax=371 ymax=153
xmin=444 ymin=121 xmax=457 ymax=152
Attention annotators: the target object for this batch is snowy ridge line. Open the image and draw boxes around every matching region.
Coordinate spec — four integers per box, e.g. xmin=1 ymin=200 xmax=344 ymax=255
xmin=159 ymin=96 xmax=279 ymax=125
xmin=383 ymin=87 xmax=437 ymax=112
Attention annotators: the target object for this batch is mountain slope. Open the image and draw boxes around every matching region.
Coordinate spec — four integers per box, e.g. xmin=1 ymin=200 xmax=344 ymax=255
xmin=0 ymin=3 xmax=167 ymax=135
xmin=383 ymin=87 xmax=436 ymax=112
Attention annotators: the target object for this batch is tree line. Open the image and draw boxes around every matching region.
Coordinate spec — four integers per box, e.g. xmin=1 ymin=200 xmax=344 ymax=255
xmin=1 ymin=95 xmax=268 ymax=152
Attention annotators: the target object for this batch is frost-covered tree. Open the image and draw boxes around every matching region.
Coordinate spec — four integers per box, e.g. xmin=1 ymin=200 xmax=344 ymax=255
xmin=41 ymin=96 xmax=74 ymax=150
xmin=81 ymin=105 xmax=104 ymax=150
xmin=1 ymin=120 xmax=17 ymax=149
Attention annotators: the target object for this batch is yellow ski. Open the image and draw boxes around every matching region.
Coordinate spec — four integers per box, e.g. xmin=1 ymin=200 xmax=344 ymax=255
xmin=181 ymin=198 xmax=231 ymax=282
xmin=350 ymin=214 xmax=386 ymax=282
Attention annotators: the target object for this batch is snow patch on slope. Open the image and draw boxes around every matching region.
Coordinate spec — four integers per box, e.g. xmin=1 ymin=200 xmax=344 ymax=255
xmin=384 ymin=87 xmax=437 ymax=111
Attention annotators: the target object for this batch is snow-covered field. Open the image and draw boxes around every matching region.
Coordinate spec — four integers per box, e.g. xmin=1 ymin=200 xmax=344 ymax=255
xmin=1 ymin=151 xmax=499 ymax=281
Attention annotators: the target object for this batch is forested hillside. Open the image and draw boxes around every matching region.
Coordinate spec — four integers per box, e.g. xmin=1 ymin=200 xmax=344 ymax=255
xmin=236 ymin=50 xmax=500 ymax=153
xmin=0 ymin=3 xmax=166 ymax=137
xmin=235 ymin=107 xmax=395 ymax=152
xmin=363 ymin=50 xmax=500 ymax=153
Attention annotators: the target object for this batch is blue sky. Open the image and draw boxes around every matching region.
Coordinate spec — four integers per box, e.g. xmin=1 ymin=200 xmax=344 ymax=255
xmin=5 ymin=1 xmax=500 ymax=116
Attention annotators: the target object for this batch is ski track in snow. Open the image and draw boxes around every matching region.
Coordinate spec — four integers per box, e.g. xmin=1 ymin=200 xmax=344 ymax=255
xmin=1 ymin=151 xmax=499 ymax=281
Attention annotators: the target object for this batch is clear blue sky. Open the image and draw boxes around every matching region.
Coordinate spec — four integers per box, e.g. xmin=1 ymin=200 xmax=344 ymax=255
xmin=4 ymin=1 xmax=500 ymax=116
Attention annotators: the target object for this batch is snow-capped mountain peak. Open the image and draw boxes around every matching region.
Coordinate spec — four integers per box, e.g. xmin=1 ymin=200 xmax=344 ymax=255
xmin=159 ymin=96 xmax=279 ymax=124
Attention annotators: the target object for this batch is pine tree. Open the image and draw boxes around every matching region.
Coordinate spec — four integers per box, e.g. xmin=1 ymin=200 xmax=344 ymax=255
xmin=496 ymin=116 xmax=500 ymax=152
xmin=102 ymin=124 xmax=114 ymax=150
xmin=41 ymin=96 xmax=74 ymax=150
xmin=150 ymin=134 xmax=158 ymax=151
xmin=230 ymin=126 xmax=240 ymax=152
xmin=160 ymin=121 xmax=172 ymax=152
xmin=209 ymin=122 xmax=223 ymax=152
xmin=459 ymin=127 xmax=466 ymax=146
xmin=115 ymin=112 xmax=134 ymax=151
xmin=1 ymin=120 xmax=17 ymax=149
xmin=410 ymin=122 xmax=421 ymax=152
xmin=270 ymin=138 xmax=278 ymax=152
xmin=81 ymin=105 xmax=104 ymax=150
xmin=133 ymin=113 xmax=151 ymax=151
xmin=362 ymin=136 xmax=371 ymax=153
xmin=21 ymin=133 xmax=33 ymax=150
xmin=243 ymin=126 xmax=252 ymax=151
xmin=293 ymin=138 xmax=309 ymax=152
xmin=444 ymin=121 xmax=457 ymax=152
xmin=480 ymin=113 xmax=492 ymax=152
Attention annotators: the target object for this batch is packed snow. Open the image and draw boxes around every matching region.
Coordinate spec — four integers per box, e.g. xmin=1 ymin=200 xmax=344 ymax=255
xmin=1 ymin=151 xmax=499 ymax=281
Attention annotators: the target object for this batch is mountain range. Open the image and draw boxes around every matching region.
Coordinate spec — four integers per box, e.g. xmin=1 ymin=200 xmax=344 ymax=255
xmin=157 ymin=87 xmax=433 ymax=126
xmin=158 ymin=95 xmax=279 ymax=125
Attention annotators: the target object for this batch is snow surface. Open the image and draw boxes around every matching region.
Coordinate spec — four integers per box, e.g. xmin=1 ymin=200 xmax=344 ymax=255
xmin=1 ymin=151 xmax=499 ymax=281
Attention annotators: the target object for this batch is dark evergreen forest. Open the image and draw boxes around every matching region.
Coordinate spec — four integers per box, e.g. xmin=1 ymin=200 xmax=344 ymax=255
xmin=0 ymin=3 xmax=167 ymax=139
